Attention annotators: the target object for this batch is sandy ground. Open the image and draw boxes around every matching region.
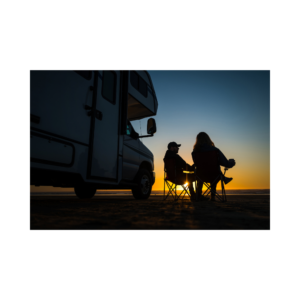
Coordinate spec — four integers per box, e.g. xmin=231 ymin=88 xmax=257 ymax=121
xmin=30 ymin=194 xmax=270 ymax=230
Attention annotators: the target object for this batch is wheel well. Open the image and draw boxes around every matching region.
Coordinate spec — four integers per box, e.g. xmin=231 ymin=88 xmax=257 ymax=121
xmin=139 ymin=161 xmax=152 ymax=173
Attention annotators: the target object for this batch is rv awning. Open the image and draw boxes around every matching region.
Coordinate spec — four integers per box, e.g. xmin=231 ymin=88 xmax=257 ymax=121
xmin=127 ymin=94 xmax=156 ymax=120
xmin=127 ymin=71 xmax=158 ymax=121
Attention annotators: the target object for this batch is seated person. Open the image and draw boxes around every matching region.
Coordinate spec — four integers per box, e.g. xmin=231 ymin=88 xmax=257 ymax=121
xmin=192 ymin=132 xmax=236 ymax=201
xmin=163 ymin=141 xmax=196 ymax=199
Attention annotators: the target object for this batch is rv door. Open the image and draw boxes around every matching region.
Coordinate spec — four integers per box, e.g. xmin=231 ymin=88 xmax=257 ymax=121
xmin=87 ymin=71 xmax=120 ymax=182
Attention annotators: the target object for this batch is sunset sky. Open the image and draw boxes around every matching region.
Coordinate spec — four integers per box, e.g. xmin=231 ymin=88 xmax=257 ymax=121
xmin=31 ymin=70 xmax=270 ymax=192
xmin=133 ymin=70 xmax=270 ymax=190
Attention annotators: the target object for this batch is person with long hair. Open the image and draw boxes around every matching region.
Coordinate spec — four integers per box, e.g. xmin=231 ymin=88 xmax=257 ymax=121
xmin=192 ymin=132 xmax=236 ymax=201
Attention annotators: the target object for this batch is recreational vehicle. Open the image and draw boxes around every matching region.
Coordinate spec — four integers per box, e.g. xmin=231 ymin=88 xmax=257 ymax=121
xmin=30 ymin=71 xmax=158 ymax=199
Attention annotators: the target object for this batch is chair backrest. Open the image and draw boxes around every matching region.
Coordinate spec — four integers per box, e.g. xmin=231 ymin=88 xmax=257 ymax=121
xmin=164 ymin=158 xmax=177 ymax=182
xmin=193 ymin=150 xmax=220 ymax=183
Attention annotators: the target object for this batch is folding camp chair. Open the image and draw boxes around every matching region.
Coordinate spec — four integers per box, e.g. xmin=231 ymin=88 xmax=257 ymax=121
xmin=163 ymin=158 xmax=191 ymax=201
xmin=192 ymin=150 xmax=228 ymax=202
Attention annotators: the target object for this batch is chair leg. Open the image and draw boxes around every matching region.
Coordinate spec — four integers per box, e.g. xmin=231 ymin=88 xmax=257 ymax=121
xmin=180 ymin=186 xmax=190 ymax=200
xmin=223 ymin=173 xmax=227 ymax=202
xmin=164 ymin=187 xmax=172 ymax=200
xmin=196 ymin=175 xmax=224 ymax=201
xmin=196 ymin=180 xmax=203 ymax=200
xmin=196 ymin=177 xmax=209 ymax=200
xmin=164 ymin=181 xmax=169 ymax=200
xmin=201 ymin=177 xmax=222 ymax=201
xmin=221 ymin=180 xmax=227 ymax=202
xmin=178 ymin=188 xmax=185 ymax=200
xmin=164 ymin=179 xmax=167 ymax=200
xmin=164 ymin=170 xmax=165 ymax=200
xmin=175 ymin=184 xmax=188 ymax=201
xmin=186 ymin=186 xmax=191 ymax=200
xmin=164 ymin=183 xmax=169 ymax=200
xmin=213 ymin=182 xmax=225 ymax=202
xmin=164 ymin=181 xmax=176 ymax=201
xmin=202 ymin=182 xmax=212 ymax=197
xmin=195 ymin=174 xmax=227 ymax=202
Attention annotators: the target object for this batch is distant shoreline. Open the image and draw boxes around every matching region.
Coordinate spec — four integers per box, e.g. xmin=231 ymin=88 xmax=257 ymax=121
xmin=31 ymin=189 xmax=270 ymax=196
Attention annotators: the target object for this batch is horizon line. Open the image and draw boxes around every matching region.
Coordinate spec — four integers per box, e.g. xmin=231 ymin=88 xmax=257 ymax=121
xmin=31 ymin=188 xmax=270 ymax=193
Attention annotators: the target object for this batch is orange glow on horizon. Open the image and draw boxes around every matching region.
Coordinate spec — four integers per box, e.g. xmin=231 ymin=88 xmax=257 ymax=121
xmin=154 ymin=158 xmax=270 ymax=190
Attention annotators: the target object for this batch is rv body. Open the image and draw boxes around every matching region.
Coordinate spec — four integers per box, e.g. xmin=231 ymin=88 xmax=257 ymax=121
xmin=30 ymin=71 xmax=158 ymax=199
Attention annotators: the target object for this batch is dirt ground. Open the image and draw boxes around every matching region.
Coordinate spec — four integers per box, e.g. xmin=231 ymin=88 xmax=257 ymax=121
xmin=30 ymin=194 xmax=270 ymax=230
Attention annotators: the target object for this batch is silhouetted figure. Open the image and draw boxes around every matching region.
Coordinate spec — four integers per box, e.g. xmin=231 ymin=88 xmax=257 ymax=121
xmin=163 ymin=142 xmax=196 ymax=199
xmin=192 ymin=132 xmax=236 ymax=201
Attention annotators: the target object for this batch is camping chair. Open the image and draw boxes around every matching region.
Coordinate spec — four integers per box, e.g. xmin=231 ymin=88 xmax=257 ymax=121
xmin=192 ymin=150 xmax=228 ymax=202
xmin=163 ymin=158 xmax=191 ymax=201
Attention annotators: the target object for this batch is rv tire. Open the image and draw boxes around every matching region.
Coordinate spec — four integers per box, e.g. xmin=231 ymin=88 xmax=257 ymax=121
xmin=132 ymin=169 xmax=152 ymax=200
xmin=74 ymin=183 xmax=96 ymax=199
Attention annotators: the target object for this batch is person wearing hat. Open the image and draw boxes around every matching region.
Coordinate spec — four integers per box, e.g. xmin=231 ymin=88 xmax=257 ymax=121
xmin=163 ymin=142 xmax=196 ymax=199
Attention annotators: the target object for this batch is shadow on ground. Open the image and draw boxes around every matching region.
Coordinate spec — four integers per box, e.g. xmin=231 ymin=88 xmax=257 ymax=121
xmin=30 ymin=195 xmax=270 ymax=230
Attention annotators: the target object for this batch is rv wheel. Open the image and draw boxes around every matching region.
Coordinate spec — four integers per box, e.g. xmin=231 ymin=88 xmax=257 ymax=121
xmin=74 ymin=184 xmax=96 ymax=199
xmin=132 ymin=169 xmax=152 ymax=200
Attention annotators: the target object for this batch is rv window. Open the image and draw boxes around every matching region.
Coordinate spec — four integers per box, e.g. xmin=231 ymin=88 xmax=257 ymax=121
xmin=75 ymin=71 xmax=92 ymax=80
xmin=130 ymin=71 xmax=148 ymax=98
xmin=126 ymin=121 xmax=139 ymax=139
xmin=139 ymin=76 xmax=147 ymax=97
xmin=131 ymin=71 xmax=139 ymax=90
xmin=126 ymin=123 xmax=132 ymax=135
xmin=102 ymin=71 xmax=116 ymax=104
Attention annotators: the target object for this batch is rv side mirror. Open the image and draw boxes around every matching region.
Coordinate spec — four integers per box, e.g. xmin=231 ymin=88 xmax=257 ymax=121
xmin=131 ymin=131 xmax=139 ymax=140
xmin=147 ymin=118 xmax=157 ymax=135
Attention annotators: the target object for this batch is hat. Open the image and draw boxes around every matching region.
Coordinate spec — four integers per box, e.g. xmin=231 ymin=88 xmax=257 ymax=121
xmin=168 ymin=142 xmax=181 ymax=149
